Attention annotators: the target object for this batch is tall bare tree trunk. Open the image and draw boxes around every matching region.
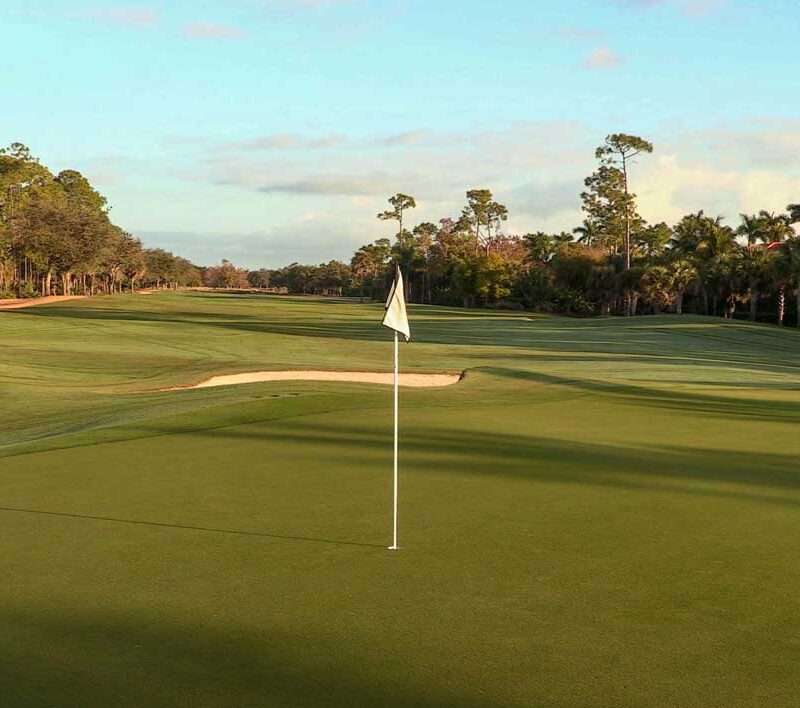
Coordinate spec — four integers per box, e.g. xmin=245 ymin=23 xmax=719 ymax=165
xmin=778 ymin=286 xmax=785 ymax=326
xmin=622 ymin=156 xmax=631 ymax=271
xmin=622 ymin=155 xmax=633 ymax=317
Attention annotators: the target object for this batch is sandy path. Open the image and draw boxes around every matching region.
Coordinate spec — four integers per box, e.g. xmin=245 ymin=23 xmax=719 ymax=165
xmin=0 ymin=295 xmax=87 ymax=310
xmin=166 ymin=370 xmax=463 ymax=391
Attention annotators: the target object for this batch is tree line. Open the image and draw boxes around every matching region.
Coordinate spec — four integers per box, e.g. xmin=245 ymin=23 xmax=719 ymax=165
xmin=0 ymin=143 xmax=201 ymax=298
xmin=6 ymin=139 xmax=800 ymax=327
xmin=247 ymin=133 xmax=800 ymax=327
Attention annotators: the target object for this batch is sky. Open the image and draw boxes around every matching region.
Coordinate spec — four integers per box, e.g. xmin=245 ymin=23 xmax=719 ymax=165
xmin=2 ymin=0 xmax=799 ymax=268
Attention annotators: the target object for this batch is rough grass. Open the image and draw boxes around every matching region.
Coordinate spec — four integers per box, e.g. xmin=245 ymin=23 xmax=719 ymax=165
xmin=1 ymin=292 xmax=799 ymax=707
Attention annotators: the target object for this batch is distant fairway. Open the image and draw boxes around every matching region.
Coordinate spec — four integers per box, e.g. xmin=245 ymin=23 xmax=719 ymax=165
xmin=1 ymin=292 xmax=799 ymax=707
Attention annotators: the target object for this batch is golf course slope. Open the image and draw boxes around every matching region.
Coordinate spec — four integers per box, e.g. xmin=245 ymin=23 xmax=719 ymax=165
xmin=1 ymin=291 xmax=799 ymax=708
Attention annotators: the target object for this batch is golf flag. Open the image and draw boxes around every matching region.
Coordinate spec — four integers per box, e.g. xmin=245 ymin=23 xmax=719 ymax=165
xmin=382 ymin=265 xmax=409 ymax=551
xmin=382 ymin=265 xmax=411 ymax=342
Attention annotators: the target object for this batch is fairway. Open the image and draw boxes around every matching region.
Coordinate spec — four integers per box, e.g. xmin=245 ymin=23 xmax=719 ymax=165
xmin=2 ymin=292 xmax=800 ymax=707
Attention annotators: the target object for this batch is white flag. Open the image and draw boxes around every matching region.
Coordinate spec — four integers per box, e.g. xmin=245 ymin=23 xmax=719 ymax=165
xmin=382 ymin=265 xmax=411 ymax=342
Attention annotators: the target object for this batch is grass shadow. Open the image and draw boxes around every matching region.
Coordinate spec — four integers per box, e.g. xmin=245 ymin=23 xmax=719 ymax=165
xmin=0 ymin=506 xmax=384 ymax=549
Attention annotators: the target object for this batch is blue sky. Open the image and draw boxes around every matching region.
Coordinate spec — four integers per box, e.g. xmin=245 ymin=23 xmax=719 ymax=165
xmin=3 ymin=0 xmax=799 ymax=267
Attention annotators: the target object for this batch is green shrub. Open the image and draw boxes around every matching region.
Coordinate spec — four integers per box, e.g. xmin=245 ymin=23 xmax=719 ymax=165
xmin=14 ymin=280 xmax=38 ymax=299
xmin=551 ymin=288 xmax=597 ymax=317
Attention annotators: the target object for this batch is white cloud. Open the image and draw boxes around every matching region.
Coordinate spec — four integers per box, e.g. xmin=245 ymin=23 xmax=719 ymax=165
xmin=618 ymin=0 xmax=667 ymax=7
xmin=674 ymin=119 xmax=800 ymax=170
xmin=136 ymin=221 xmax=366 ymax=269
xmin=220 ymin=133 xmax=346 ymax=151
xmin=147 ymin=119 xmax=800 ymax=267
xmin=582 ymin=46 xmax=623 ymax=70
xmin=616 ymin=0 xmax=727 ymax=14
xmin=185 ymin=21 xmax=246 ymax=39
xmin=92 ymin=6 xmax=155 ymax=27
xmin=683 ymin=0 xmax=726 ymax=15
xmin=268 ymin=0 xmax=355 ymax=8
xmin=376 ymin=130 xmax=445 ymax=147
xmin=257 ymin=174 xmax=392 ymax=196
xmin=635 ymin=153 xmax=800 ymax=225
xmin=554 ymin=25 xmax=605 ymax=41
xmin=507 ymin=178 xmax=586 ymax=220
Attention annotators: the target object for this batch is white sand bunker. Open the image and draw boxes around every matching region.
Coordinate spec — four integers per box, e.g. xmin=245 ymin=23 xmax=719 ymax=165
xmin=0 ymin=295 xmax=87 ymax=310
xmin=167 ymin=370 xmax=462 ymax=391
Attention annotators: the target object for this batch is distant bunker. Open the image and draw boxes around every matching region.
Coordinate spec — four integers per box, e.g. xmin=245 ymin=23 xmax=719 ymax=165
xmin=163 ymin=370 xmax=463 ymax=391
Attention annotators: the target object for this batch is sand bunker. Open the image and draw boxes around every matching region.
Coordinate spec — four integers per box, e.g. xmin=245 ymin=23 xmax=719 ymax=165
xmin=0 ymin=295 xmax=87 ymax=310
xmin=166 ymin=370 xmax=462 ymax=391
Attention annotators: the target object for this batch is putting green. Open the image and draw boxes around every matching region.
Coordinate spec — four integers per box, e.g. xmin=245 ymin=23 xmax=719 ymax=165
xmin=1 ymin=292 xmax=799 ymax=707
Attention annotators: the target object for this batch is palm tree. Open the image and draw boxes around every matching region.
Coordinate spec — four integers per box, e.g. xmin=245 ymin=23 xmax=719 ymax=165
xmin=738 ymin=211 xmax=794 ymax=324
xmin=738 ymin=210 xmax=793 ymax=246
xmin=671 ymin=211 xmax=709 ymax=255
xmin=573 ymin=220 xmax=601 ymax=247
xmin=737 ymin=213 xmax=762 ymax=246
xmin=639 ymin=222 xmax=672 ymax=258
xmin=768 ymin=248 xmax=793 ymax=326
xmin=587 ymin=262 xmax=618 ymax=315
xmin=737 ymin=247 xmax=771 ymax=322
xmin=668 ymin=258 xmax=697 ymax=314
xmin=641 ymin=264 xmax=673 ymax=314
xmin=673 ymin=212 xmax=736 ymax=315
xmin=784 ymin=238 xmax=800 ymax=327
xmin=757 ymin=210 xmax=794 ymax=244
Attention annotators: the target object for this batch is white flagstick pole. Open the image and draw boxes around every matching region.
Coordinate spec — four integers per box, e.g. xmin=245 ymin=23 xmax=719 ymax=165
xmin=390 ymin=330 xmax=400 ymax=550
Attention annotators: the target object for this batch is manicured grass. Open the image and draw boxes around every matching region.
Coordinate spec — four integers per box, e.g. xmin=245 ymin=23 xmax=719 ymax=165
xmin=1 ymin=292 xmax=799 ymax=707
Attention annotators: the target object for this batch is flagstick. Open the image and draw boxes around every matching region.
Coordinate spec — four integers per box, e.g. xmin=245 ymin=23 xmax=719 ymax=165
xmin=389 ymin=330 xmax=400 ymax=551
